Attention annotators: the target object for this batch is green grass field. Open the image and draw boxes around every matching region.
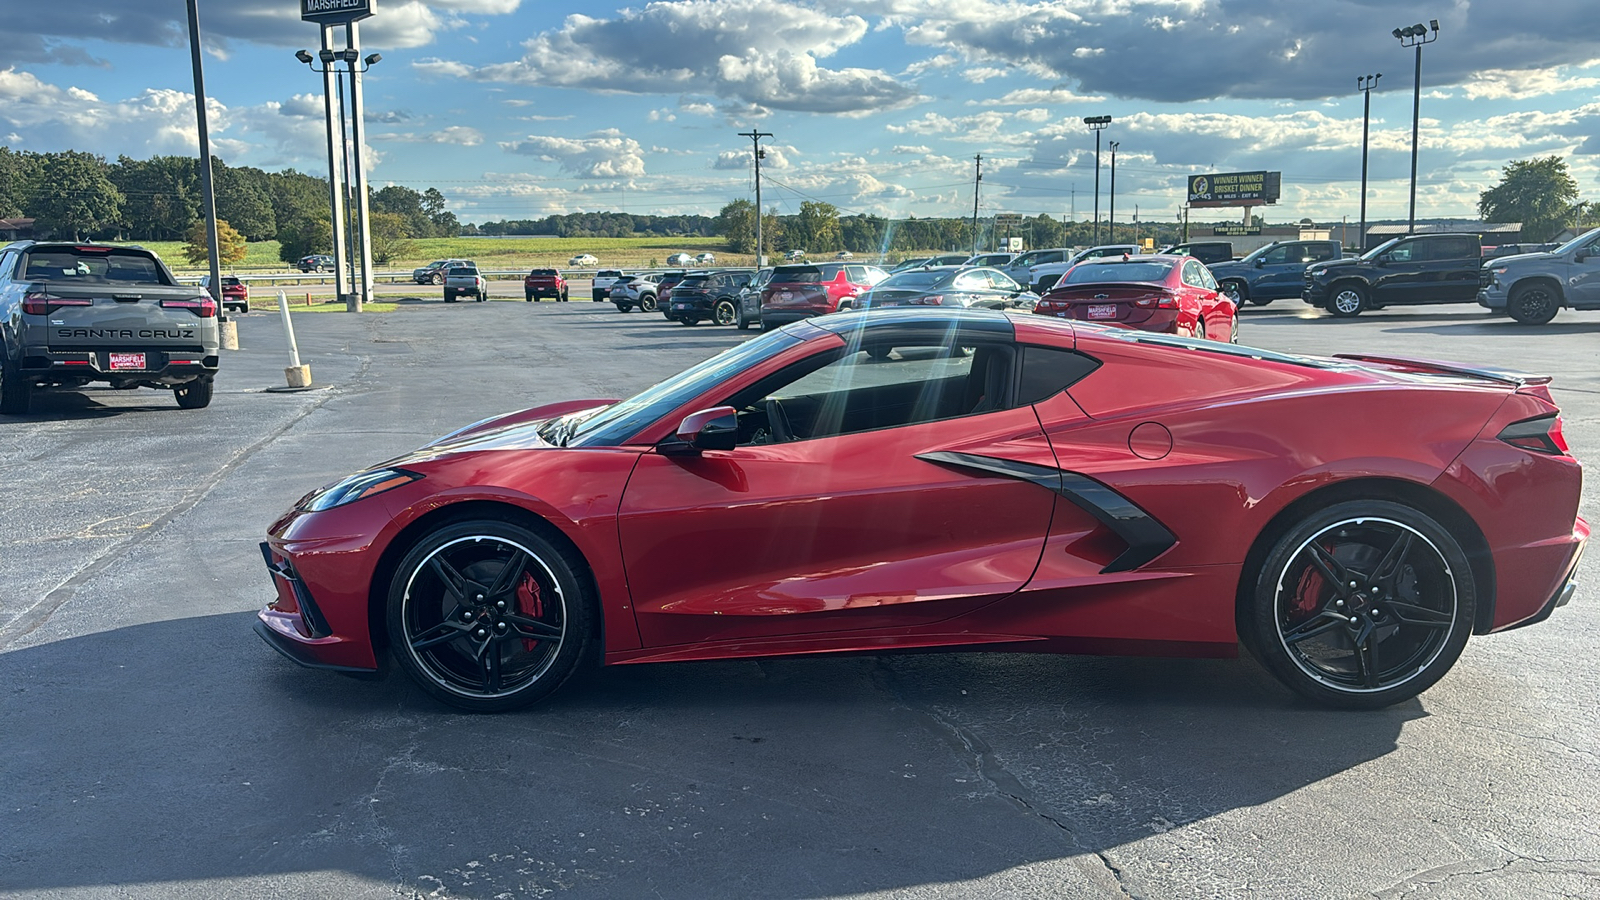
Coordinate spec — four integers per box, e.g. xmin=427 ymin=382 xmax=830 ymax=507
xmin=152 ymin=236 xmax=744 ymax=273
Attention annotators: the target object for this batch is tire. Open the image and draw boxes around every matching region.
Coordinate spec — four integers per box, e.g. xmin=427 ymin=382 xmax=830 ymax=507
xmin=1195 ymin=320 xmax=1208 ymax=340
xmin=314 ymin=265 xmax=326 ymax=273
xmin=1508 ymin=283 xmax=1560 ymax=325
xmin=1245 ymin=499 xmax=1475 ymax=709
xmin=386 ymin=518 xmax=595 ymax=712
xmin=560 ymin=289 xmax=569 ymax=302
xmin=526 ymin=291 xmax=535 ymax=302
xmin=477 ymin=291 xmax=487 ymax=302
xmin=713 ymin=299 xmax=737 ymax=326
xmin=444 ymin=291 xmax=456 ymax=303
xmin=0 ymin=359 xmax=33 ymax=415
xmin=640 ymin=294 xmax=658 ymax=313
xmin=679 ymin=316 xmax=699 ymax=326
xmin=1230 ymin=316 xmax=1239 ymax=343
xmin=1327 ymin=283 xmax=1367 ymax=318
xmin=735 ymin=303 xmax=750 ymax=331
xmin=433 ymin=273 xmax=445 ymax=285
xmin=615 ymin=302 xmax=632 ymax=313
xmin=174 ymin=377 xmax=213 ymax=410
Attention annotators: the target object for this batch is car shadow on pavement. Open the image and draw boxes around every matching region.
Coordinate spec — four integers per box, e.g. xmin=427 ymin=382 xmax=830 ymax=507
xmin=0 ymin=388 xmax=182 ymax=420
xmin=1383 ymin=321 xmax=1600 ymax=336
xmin=0 ymin=611 xmax=1416 ymax=898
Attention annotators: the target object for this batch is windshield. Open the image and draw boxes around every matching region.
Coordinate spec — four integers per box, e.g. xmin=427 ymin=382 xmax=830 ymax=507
xmin=1063 ymin=261 xmax=1173 ymax=284
xmin=677 ymin=275 xmax=709 ymax=287
xmin=560 ymin=329 xmax=806 ymax=446
xmin=879 ymin=270 xmax=951 ymax=290
xmin=1551 ymin=226 xmax=1600 ymax=256
xmin=771 ymin=266 xmax=824 ymax=283
xmin=1360 ymin=238 xmax=1401 ymax=261
xmin=447 ymin=267 xmax=476 ymax=276
xmin=20 ymin=248 xmax=171 ymax=285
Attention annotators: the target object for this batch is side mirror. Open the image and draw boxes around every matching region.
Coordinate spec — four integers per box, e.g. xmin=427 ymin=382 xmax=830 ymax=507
xmin=1375 ymin=255 xmax=1389 ymax=266
xmin=671 ymin=406 xmax=738 ymax=452
xmin=1576 ymin=252 xmax=1588 ymax=263
xmin=1253 ymin=258 xmax=1265 ymax=268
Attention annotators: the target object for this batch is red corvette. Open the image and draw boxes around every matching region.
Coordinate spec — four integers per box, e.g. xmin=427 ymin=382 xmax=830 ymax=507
xmin=1034 ymin=255 xmax=1237 ymax=342
xmin=255 ymin=309 xmax=1585 ymax=711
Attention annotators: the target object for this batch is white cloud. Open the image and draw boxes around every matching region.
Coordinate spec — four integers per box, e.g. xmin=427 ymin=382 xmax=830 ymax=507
xmin=499 ymin=128 xmax=646 ymax=178
xmin=377 ymin=125 xmax=484 ymax=146
xmin=1462 ymin=67 xmax=1600 ymax=100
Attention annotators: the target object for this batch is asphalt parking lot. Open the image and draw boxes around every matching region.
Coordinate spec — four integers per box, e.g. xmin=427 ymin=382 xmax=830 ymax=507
xmin=2 ymin=300 xmax=1597 ymax=899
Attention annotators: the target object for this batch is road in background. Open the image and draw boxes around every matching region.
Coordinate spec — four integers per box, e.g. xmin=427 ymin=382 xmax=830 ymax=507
xmin=2 ymin=302 xmax=1597 ymax=898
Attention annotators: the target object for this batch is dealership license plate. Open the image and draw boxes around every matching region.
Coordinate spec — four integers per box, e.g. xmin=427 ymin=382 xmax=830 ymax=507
xmin=777 ymin=292 xmax=792 ymax=302
xmin=673 ymin=303 xmax=689 ymax=309
xmin=109 ymin=352 xmax=146 ymax=370
xmin=1087 ymin=304 xmax=1118 ymax=320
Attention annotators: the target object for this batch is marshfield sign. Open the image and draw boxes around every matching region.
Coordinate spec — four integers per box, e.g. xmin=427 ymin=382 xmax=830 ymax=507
xmin=1187 ymin=171 xmax=1281 ymax=208
xmin=302 ymin=0 xmax=374 ymax=24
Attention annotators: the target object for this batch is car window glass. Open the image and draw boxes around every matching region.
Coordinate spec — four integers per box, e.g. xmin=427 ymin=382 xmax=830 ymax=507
xmin=846 ymin=265 xmax=867 ymax=282
xmin=21 ymin=249 xmax=169 ymax=284
xmin=729 ymin=341 xmax=1016 ymax=445
xmin=1438 ymin=238 xmax=1475 ymax=259
xmin=1017 ymin=346 xmax=1102 ymax=404
xmin=1386 ymin=242 xmax=1415 ymax=263
xmin=1302 ymin=244 xmax=1335 ymax=262
xmin=1197 ymin=265 xmax=1218 ymax=290
xmin=1181 ymin=260 xmax=1204 ymax=287
xmin=953 ymin=272 xmax=988 ymax=290
xmin=989 ymin=271 xmax=1021 ymax=291
xmin=1260 ymin=245 xmax=1292 ymax=265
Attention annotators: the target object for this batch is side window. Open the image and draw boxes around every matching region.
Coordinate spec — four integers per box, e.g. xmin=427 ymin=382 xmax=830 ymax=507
xmin=1039 ymin=251 xmax=1064 ymax=264
xmin=1197 ymin=265 xmax=1219 ymax=290
xmin=989 ymin=271 xmax=1021 ymax=291
xmin=1439 ymin=238 xmax=1476 ymax=260
xmin=846 ymin=265 xmax=867 ymax=283
xmin=1181 ymin=260 xmax=1205 ymax=287
xmin=1302 ymin=243 xmax=1336 ymax=263
xmin=1259 ymin=245 xmax=1293 ymax=265
xmin=1386 ymin=241 xmax=1415 ymax=263
xmin=1017 ymin=346 xmax=1101 ymax=404
xmin=953 ymin=272 xmax=988 ymax=290
xmin=0 ymin=251 xmax=12 ymax=278
xmin=727 ymin=340 xmax=1017 ymax=445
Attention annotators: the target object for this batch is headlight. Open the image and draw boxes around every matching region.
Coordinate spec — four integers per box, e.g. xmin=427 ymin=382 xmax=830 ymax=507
xmin=302 ymin=468 xmax=421 ymax=511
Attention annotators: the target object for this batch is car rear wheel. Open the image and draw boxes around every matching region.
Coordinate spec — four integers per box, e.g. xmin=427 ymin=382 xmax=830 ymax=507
xmin=615 ymin=301 xmax=632 ymax=313
xmin=477 ymin=291 xmax=487 ymax=302
xmin=0 ymin=360 xmax=34 ymax=414
xmin=386 ymin=518 xmax=594 ymax=712
xmin=560 ymin=288 xmax=569 ymax=302
xmin=679 ymin=316 xmax=699 ymax=326
xmin=713 ymin=299 xmax=737 ymax=326
xmin=174 ymin=377 xmax=213 ymax=410
xmin=1245 ymin=499 xmax=1474 ymax=709
xmin=735 ymin=303 xmax=751 ymax=330
xmin=641 ymin=294 xmax=658 ymax=312
xmin=526 ymin=291 xmax=536 ymax=302
xmin=1508 ymin=283 xmax=1560 ymax=325
xmin=1328 ymin=284 xmax=1367 ymax=317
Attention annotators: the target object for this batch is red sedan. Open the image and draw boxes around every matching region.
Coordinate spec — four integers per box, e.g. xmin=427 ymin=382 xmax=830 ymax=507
xmin=255 ymin=309 xmax=1585 ymax=712
xmin=1034 ymin=255 xmax=1236 ymax=342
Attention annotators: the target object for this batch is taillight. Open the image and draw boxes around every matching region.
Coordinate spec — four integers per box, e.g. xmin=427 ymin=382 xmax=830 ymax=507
xmin=910 ymin=294 xmax=945 ymax=305
xmin=22 ymin=293 xmax=91 ymax=315
xmin=1498 ymin=414 xmax=1570 ymax=455
xmin=1134 ymin=291 xmax=1179 ymax=309
xmin=160 ymin=297 xmax=217 ymax=318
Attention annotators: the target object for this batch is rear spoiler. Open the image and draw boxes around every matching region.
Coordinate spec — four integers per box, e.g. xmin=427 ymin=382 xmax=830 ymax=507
xmin=1332 ymin=353 xmax=1551 ymax=387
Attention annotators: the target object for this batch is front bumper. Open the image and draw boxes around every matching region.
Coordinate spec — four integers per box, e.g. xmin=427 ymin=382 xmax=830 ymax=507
xmin=1301 ymin=282 xmax=1329 ymax=305
xmin=1477 ymin=283 xmax=1510 ymax=310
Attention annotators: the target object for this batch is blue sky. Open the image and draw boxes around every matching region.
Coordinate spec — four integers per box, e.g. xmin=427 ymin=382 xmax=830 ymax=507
xmin=2 ymin=1 xmax=1597 ymax=227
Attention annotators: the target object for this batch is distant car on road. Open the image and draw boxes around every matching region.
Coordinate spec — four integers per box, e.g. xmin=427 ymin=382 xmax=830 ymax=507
xmin=667 ymin=253 xmax=694 ymax=266
xmin=414 ymin=259 xmax=471 ymax=285
xmin=784 ymin=249 xmax=806 ymax=261
xmin=666 ymin=270 xmax=753 ymax=326
xmin=199 ymin=274 xmax=249 ymax=313
xmin=695 ymin=252 xmax=716 ymax=265
xmin=760 ymin=262 xmax=888 ymax=329
xmin=442 ymin=265 xmax=487 ymax=302
xmin=1 ymin=241 xmax=219 ymax=412
xmin=834 ymin=251 xmax=854 ymax=260
xmin=1208 ymin=240 xmax=1343 ymax=307
xmin=1302 ymin=233 xmax=1482 ymax=317
xmin=297 ymin=254 xmax=333 ymax=273
xmin=568 ymin=254 xmax=599 ymax=266
xmin=524 ymin=269 xmax=568 ymax=302
xmin=857 ymin=266 xmax=1036 ymax=311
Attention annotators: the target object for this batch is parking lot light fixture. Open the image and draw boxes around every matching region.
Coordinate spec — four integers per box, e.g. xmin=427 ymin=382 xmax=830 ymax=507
xmin=1394 ymin=18 xmax=1439 ymax=235
xmin=1108 ymin=141 xmax=1119 ymax=245
xmin=1357 ymin=73 xmax=1382 ymax=250
xmin=1084 ymin=115 xmax=1112 ymax=244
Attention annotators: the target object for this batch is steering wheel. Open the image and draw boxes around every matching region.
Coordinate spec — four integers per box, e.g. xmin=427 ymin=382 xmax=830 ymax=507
xmin=763 ymin=399 xmax=795 ymax=443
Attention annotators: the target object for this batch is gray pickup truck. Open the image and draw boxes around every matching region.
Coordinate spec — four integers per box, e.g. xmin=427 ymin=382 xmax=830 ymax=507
xmin=442 ymin=265 xmax=488 ymax=302
xmin=0 ymin=241 xmax=220 ymax=413
xmin=1478 ymin=226 xmax=1600 ymax=324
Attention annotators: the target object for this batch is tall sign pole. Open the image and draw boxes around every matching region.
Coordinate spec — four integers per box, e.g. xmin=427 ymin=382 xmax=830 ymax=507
xmin=320 ymin=27 xmax=350 ymax=301
xmin=184 ymin=0 xmax=234 ymax=349
xmin=738 ymin=130 xmax=771 ymax=266
xmin=301 ymin=0 xmax=376 ymax=311
xmin=345 ymin=22 xmax=375 ymax=310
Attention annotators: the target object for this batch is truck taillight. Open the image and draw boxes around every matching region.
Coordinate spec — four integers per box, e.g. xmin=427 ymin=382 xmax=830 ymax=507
xmin=160 ymin=297 xmax=217 ymax=318
xmin=1498 ymin=414 xmax=1570 ymax=456
xmin=22 ymin=293 xmax=91 ymax=315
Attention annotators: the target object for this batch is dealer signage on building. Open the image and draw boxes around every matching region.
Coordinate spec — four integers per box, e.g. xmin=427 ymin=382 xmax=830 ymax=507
xmin=1187 ymin=171 xmax=1282 ymax=208
xmin=302 ymin=0 xmax=374 ymax=24
xmin=1212 ymin=225 xmax=1263 ymax=236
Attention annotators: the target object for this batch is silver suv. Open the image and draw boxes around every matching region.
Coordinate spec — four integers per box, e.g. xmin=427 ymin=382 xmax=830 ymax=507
xmin=0 ymin=241 xmax=220 ymax=412
xmin=1479 ymin=226 xmax=1600 ymax=324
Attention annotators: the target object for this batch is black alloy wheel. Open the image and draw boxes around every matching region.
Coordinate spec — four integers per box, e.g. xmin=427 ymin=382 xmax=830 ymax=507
xmin=174 ymin=377 xmax=213 ymax=410
xmin=387 ymin=519 xmax=594 ymax=712
xmin=641 ymin=294 xmax=658 ymax=312
xmin=713 ymin=298 xmax=738 ymax=326
xmin=1246 ymin=500 xmax=1474 ymax=709
xmin=1328 ymin=283 xmax=1367 ymax=318
xmin=1508 ymin=283 xmax=1560 ymax=325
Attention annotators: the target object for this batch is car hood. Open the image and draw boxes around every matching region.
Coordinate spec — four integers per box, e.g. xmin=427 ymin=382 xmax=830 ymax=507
xmin=1207 ymin=259 xmax=1248 ymax=276
xmin=1487 ymin=252 xmax=1556 ymax=267
xmin=390 ymin=399 xmax=616 ymax=464
xmin=1307 ymin=257 xmax=1362 ymax=276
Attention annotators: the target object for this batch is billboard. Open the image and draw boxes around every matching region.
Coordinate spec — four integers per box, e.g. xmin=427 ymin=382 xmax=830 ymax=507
xmin=1187 ymin=171 xmax=1281 ymax=208
xmin=302 ymin=0 xmax=374 ymax=23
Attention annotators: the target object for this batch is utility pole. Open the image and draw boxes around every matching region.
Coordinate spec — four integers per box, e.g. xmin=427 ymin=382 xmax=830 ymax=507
xmin=1070 ymin=184 xmax=1076 ymax=223
xmin=1108 ymin=141 xmax=1119 ymax=245
xmin=1357 ymin=73 xmax=1381 ymax=251
xmin=739 ymin=130 xmax=772 ymax=265
xmin=971 ymin=154 xmax=983 ymax=255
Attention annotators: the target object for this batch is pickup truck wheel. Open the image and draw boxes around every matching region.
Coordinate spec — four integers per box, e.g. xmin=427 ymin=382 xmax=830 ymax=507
xmin=1328 ymin=284 xmax=1367 ymax=318
xmin=0 ymin=360 xmax=33 ymax=414
xmin=1508 ymin=283 xmax=1560 ymax=325
xmin=477 ymin=291 xmax=487 ymax=302
xmin=444 ymin=291 xmax=456 ymax=303
xmin=713 ymin=299 xmax=737 ymax=326
xmin=560 ymin=289 xmax=569 ymax=302
xmin=174 ymin=378 xmax=213 ymax=410
xmin=641 ymin=295 xmax=658 ymax=312
xmin=526 ymin=291 xmax=535 ymax=302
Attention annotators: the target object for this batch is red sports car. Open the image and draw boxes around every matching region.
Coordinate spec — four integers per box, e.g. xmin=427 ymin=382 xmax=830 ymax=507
xmin=1034 ymin=255 xmax=1236 ymax=342
xmin=255 ymin=309 xmax=1585 ymax=712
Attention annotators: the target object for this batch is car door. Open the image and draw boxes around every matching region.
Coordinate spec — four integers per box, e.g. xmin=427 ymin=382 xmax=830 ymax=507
xmin=1249 ymin=243 xmax=1298 ymax=299
xmin=1371 ymin=238 xmax=1430 ymax=304
xmin=616 ymin=328 xmax=1060 ymax=648
xmin=1567 ymin=237 xmax=1600 ymax=307
xmin=1432 ymin=236 xmax=1481 ymax=303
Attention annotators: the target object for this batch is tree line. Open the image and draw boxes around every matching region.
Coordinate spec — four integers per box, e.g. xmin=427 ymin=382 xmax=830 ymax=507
xmin=0 ymin=147 xmax=459 ymax=263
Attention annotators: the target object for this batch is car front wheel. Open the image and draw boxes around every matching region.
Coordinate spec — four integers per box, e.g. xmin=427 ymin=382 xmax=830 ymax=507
xmin=433 ymin=273 xmax=445 ymax=285
xmin=1328 ymin=284 xmax=1367 ymax=318
xmin=386 ymin=518 xmax=594 ymax=712
xmin=1244 ymin=499 xmax=1475 ymax=709
xmin=1508 ymin=283 xmax=1560 ymax=325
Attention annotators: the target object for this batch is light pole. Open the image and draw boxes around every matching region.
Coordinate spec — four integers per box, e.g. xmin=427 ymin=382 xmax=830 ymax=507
xmin=296 ymin=45 xmax=381 ymax=310
xmin=737 ymin=130 xmax=772 ymax=266
xmin=1108 ymin=141 xmax=1119 ymax=245
xmin=1084 ymin=116 xmax=1111 ymax=245
xmin=1393 ymin=20 xmax=1438 ymax=235
xmin=1357 ymin=73 xmax=1382 ymax=251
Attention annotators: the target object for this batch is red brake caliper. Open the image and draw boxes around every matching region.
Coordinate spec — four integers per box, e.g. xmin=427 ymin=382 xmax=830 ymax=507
xmin=516 ymin=573 xmax=543 ymax=651
xmin=1293 ymin=555 xmax=1328 ymax=617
